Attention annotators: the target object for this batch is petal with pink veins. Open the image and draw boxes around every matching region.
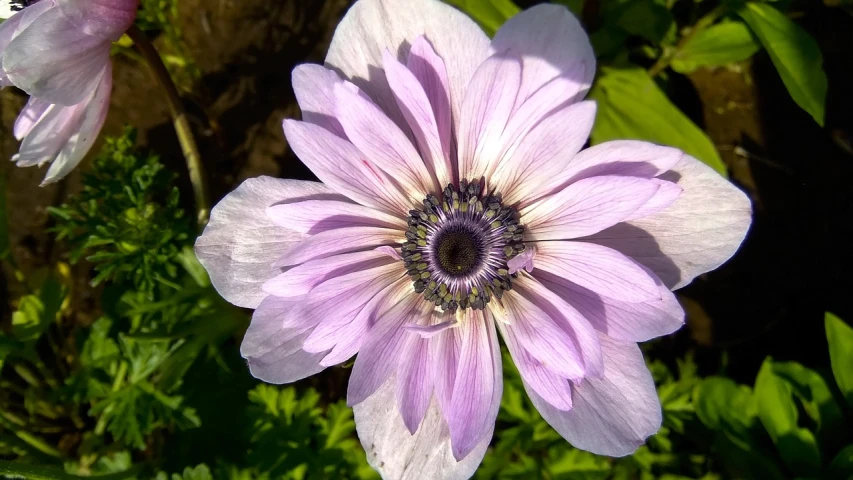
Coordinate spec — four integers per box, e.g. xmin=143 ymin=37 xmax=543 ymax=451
xmin=283 ymin=119 xmax=414 ymax=214
xmin=266 ymin=199 xmax=403 ymax=235
xmin=325 ymin=0 xmax=490 ymax=132
xmin=533 ymin=241 xmax=662 ymax=302
xmin=584 ymin=155 xmax=752 ymax=289
xmin=525 ymin=333 xmax=662 ymax=457
xmin=194 ymin=177 xmax=335 ymax=308
xmin=522 ymin=175 xmax=661 ymax=241
xmin=491 ymin=4 xmax=595 ymax=104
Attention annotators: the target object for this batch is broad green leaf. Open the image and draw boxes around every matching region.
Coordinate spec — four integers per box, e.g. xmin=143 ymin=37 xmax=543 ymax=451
xmin=590 ymin=66 xmax=728 ymax=176
xmin=754 ymin=358 xmax=821 ymax=476
xmin=828 ymin=444 xmax=853 ymax=478
xmin=738 ymin=2 xmax=827 ymax=125
xmin=825 ymin=312 xmax=853 ymax=407
xmin=693 ymin=376 xmax=756 ymax=443
xmin=772 ymin=361 xmax=844 ymax=444
xmin=445 ymin=0 xmax=519 ymax=36
xmin=672 ymin=21 xmax=761 ymax=73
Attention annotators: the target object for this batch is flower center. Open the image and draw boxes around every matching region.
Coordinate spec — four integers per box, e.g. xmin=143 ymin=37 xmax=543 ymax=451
xmin=402 ymin=180 xmax=526 ymax=313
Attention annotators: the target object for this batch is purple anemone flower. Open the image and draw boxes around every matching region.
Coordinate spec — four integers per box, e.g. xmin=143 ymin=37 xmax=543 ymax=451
xmin=195 ymin=0 xmax=752 ymax=477
xmin=0 ymin=0 xmax=138 ymax=184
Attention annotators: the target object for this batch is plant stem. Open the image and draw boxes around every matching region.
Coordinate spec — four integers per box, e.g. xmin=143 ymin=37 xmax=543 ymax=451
xmin=125 ymin=25 xmax=210 ymax=227
xmin=648 ymin=5 xmax=726 ymax=77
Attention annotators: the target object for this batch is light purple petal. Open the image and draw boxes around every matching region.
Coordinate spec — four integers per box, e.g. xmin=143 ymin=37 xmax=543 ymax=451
xmin=42 ymin=62 xmax=112 ymax=184
xmin=291 ymin=64 xmax=346 ymax=137
xmin=496 ymin=320 xmax=573 ymax=411
xmin=354 ymin=376 xmax=491 ymax=480
xmin=396 ymin=332 xmax=433 ymax=434
xmin=585 ymin=154 xmax=752 ymax=289
xmin=266 ymin=199 xmax=402 ymax=235
xmin=241 ymin=295 xmax=315 ymax=358
xmin=301 ymin=263 xmax=406 ymax=354
xmin=534 ymin=241 xmax=661 ymax=302
xmin=3 ymin=6 xmax=110 ymax=105
xmin=58 ymin=0 xmax=138 ymax=41
xmin=507 ymin=275 xmax=605 ymax=377
xmin=262 ymin=249 xmax=396 ymax=298
xmin=407 ymin=36 xmax=454 ymax=183
xmin=491 ymin=4 xmax=595 ymax=104
xmin=494 ymin=100 xmax=596 ymax=205
xmin=334 ymin=81 xmax=435 ymax=197
xmin=522 ymin=175 xmax=661 ymax=241
xmin=320 ymin=277 xmax=411 ymax=367
xmin=384 ymin=49 xmax=451 ymax=187
xmin=446 ymin=309 xmax=502 ymax=460
xmin=194 ymin=177 xmax=335 ymax=308
xmin=275 ymin=226 xmax=402 ymax=267
xmin=458 ymin=54 xmax=521 ymax=181
xmin=245 ymin=330 xmax=328 ymax=385
xmin=495 ymin=289 xmax=585 ymax=380
xmin=404 ymin=319 xmax=458 ymax=338
xmin=525 ymin=333 xmax=662 ymax=457
xmin=430 ymin=311 xmax=462 ymax=414
xmin=13 ymin=97 xmax=51 ymax=139
xmin=12 ymin=101 xmax=84 ymax=168
xmin=348 ymin=295 xmax=427 ymax=406
xmin=283 ymin=119 xmax=413 ymax=214
xmin=560 ymin=140 xmax=684 ymax=183
xmin=536 ymin=270 xmax=685 ymax=342
xmin=325 ymin=0 xmax=490 ymax=133
xmin=507 ymin=247 xmax=535 ymax=274
xmin=240 ymin=296 xmax=327 ymax=384
xmin=624 ymin=179 xmax=683 ymax=221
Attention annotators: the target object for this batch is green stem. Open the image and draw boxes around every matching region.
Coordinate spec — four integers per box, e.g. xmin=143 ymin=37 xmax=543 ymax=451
xmin=125 ymin=25 xmax=210 ymax=227
xmin=0 ymin=460 xmax=141 ymax=480
xmin=648 ymin=5 xmax=726 ymax=77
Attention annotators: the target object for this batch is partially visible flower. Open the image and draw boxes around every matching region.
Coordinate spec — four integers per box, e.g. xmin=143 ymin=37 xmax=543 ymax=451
xmin=195 ymin=0 xmax=753 ymax=479
xmin=0 ymin=0 xmax=138 ymax=184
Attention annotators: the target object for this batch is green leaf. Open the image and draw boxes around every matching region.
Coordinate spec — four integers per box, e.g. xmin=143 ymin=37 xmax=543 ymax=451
xmin=610 ymin=0 xmax=675 ymax=44
xmin=444 ymin=0 xmax=519 ymax=36
xmin=737 ymin=2 xmax=827 ymax=125
xmin=825 ymin=312 xmax=853 ymax=407
xmin=672 ymin=21 xmax=761 ymax=73
xmin=828 ymin=444 xmax=853 ymax=479
xmin=155 ymin=464 xmax=213 ymax=480
xmin=11 ymin=277 xmax=66 ymax=343
xmin=590 ymin=66 xmax=727 ymax=176
xmin=754 ymin=358 xmax=821 ymax=476
xmin=771 ymin=361 xmax=844 ymax=445
xmin=693 ymin=376 xmax=756 ymax=443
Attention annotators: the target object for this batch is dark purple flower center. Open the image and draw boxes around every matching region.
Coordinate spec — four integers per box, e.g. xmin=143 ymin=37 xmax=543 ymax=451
xmin=402 ymin=179 xmax=525 ymax=313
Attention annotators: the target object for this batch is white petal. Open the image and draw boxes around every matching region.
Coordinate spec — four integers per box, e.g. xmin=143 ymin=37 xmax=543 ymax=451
xmin=194 ymin=177 xmax=337 ymax=308
xmin=585 ymin=154 xmax=752 ymax=289
xmin=325 ymin=0 xmax=490 ymax=132
xmin=354 ymin=376 xmax=491 ymax=480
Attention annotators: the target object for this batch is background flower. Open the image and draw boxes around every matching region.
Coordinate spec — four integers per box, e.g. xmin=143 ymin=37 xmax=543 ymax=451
xmin=0 ymin=0 xmax=137 ymax=184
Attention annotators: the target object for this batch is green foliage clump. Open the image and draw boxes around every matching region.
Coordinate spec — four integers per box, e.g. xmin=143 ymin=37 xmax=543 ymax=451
xmin=49 ymin=128 xmax=192 ymax=292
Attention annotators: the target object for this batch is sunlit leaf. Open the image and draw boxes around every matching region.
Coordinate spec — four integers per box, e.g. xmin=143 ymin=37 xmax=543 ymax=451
xmin=771 ymin=361 xmax=844 ymax=445
xmin=672 ymin=21 xmax=761 ymax=73
xmin=738 ymin=2 xmax=827 ymax=125
xmin=590 ymin=66 xmax=728 ymax=176
xmin=754 ymin=358 xmax=821 ymax=476
xmin=445 ymin=0 xmax=519 ymax=36
xmin=825 ymin=312 xmax=853 ymax=407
